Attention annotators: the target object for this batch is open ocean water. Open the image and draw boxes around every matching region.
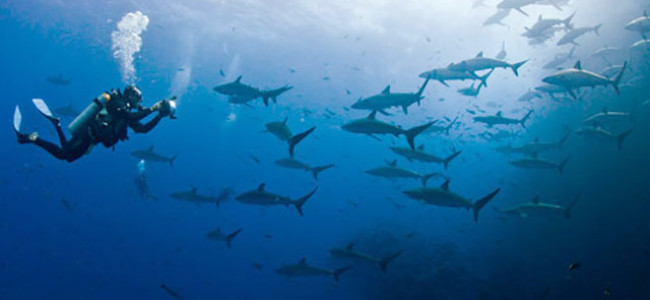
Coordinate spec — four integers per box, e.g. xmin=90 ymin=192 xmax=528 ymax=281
xmin=1 ymin=0 xmax=650 ymax=299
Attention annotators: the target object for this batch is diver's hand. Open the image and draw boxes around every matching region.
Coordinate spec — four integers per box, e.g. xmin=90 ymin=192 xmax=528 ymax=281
xmin=156 ymin=100 xmax=172 ymax=118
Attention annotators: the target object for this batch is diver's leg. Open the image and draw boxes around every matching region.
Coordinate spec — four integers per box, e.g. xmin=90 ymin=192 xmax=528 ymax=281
xmin=60 ymin=135 xmax=93 ymax=162
xmin=27 ymin=133 xmax=67 ymax=160
xmin=51 ymin=120 xmax=67 ymax=145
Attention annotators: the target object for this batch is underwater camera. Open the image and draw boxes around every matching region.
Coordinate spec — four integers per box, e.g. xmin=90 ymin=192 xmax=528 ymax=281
xmin=168 ymin=96 xmax=177 ymax=119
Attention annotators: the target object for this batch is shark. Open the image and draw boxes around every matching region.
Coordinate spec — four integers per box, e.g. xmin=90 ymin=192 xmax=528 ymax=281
xmin=473 ymin=110 xmax=533 ymax=128
xmin=52 ymin=104 xmax=79 ymax=118
xmin=275 ymin=258 xmax=352 ymax=282
xmin=509 ymin=156 xmax=571 ymax=174
xmin=523 ymin=13 xmax=575 ymax=39
xmin=496 ymin=41 xmax=507 ymax=60
xmin=574 ymin=126 xmax=633 ymax=150
xmin=418 ymin=66 xmax=491 ymax=87
xmin=341 ymin=111 xmax=433 ymax=150
xmin=46 ymin=74 xmax=71 ymax=86
xmin=625 ymin=11 xmax=650 ymax=37
xmin=497 ymin=0 xmax=537 ymax=16
xmin=534 ymin=84 xmax=571 ymax=98
xmin=170 ymin=187 xmax=234 ymax=207
xmin=364 ymin=159 xmax=444 ymax=186
xmin=206 ymin=228 xmax=242 ymax=248
xmin=274 ymin=157 xmax=335 ymax=180
xmin=390 ymin=146 xmax=462 ymax=170
xmin=351 ymin=78 xmax=429 ymax=115
xmin=214 ymin=76 xmax=291 ymax=106
xmin=329 ymin=244 xmax=403 ymax=273
xmin=425 ymin=117 xmax=458 ymax=135
xmin=542 ymin=61 xmax=627 ymax=99
xmin=403 ymin=180 xmax=500 ymax=222
xmin=483 ymin=9 xmax=510 ymax=27
xmin=262 ymin=117 xmax=293 ymax=141
xmin=518 ymin=89 xmax=543 ymax=102
xmin=543 ymin=46 xmax=576 ymax=69
xmin=234 ymin=183 xmax=318 ymax=216
xmin=213 ymin=76 xmax=261 ymax=99
xmin=557 ymin=25 xmax=601 ymax=46
xmin=448 ymin=52 xmax=528 ymax=76
xmin=536 ymin=0 xmax=571 ymax=11
xmin=457 ymin=79 xmax=487 ymax=97
xmin=130 ymin=146 xmax=176 ymax=165
xmin=584 ymin=108 xmax=633 ymax=127
xmin=498 ymin=195 xmax=580 ymax=219
xmin=505 ymin=132 xmax=569 ymax=156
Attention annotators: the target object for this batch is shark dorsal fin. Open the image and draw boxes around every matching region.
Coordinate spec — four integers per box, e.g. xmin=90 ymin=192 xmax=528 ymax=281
xmin=386 ymin=159 xmax=397 ymax=167
xmin=381 ymin=85 xmax=391 ymax=94
xmin=476 ymin=51 xmax=483 ymax=58
xmin=417 ymin=144 xmax=425 ymax=151
xmin=441 ymin=180 xmax=450 ymax=191
xmin=645 ymin=10 xmax=648 ymax=18
xmin=191 ymin=187 xmax=198 ymax=194
xmin=148 ymin=145 xmax=154 ymax=151
xmin=299 ymin=257 xmax=307 ymax=265
xmin=532 ymin=153 xmax=538 ymax=158
xmin=282 ymin=117 xmax=288 ymax=124
xmin=346 ymin=243 xmax=354 ymax=250
xmin=368 ymin=110 xmax=377 ymax=120
xmin=235 ymin=76 xmax=242 ymax=83
xmin=496 ymin=111 xmax=503 ymax=117
xmin=538 ymin=15 xmax=542 ymax=21
xmin=534 ymin=137 xmax=539 ymax=142
xmin=573 ymin=61 xmax=581 ymax=70
xmin=532 ymin=196 xmax=540 ymax=204
xmin=602 ymin=107 xmax=608 ymax=113
xmin=257 ymin=183 xmax=266 ymax=192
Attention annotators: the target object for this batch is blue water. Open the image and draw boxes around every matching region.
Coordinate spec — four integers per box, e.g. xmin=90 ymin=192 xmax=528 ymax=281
xmin=2 ymin=1 xmax=650 ymax=299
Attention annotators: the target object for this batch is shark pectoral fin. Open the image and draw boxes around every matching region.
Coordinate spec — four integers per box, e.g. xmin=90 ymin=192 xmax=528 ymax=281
xmin=366 ymin=134 xmax=381 ymax=141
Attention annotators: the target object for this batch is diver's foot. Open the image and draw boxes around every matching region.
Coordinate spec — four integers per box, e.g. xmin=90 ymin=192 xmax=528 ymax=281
xmin=15 ymin=130 xmax=37 ymax=144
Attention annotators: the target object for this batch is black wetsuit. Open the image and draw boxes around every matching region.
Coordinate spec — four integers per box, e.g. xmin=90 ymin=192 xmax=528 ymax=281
xmin=29 ymin=91 xmax=163 ymax=162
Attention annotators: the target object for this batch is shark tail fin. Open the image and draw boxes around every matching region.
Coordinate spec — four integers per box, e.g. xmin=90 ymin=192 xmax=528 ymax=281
xmin=564 ymin=12 xmax=576 ymax=29
xmin=404 ymin=122 xmax=434 ymax=150
xmin=445 ymin=117 xmax=459 ymax=136
xmin=169 ymin=155 xmax=177 ymax=166
xmin=511 ymin=59 xmax=528 ymax=76
xmin=558 ymin=130 xmax=570 ymax=150
xmin=565 ymin=194 xmax=581 ymax=219
xmin=378 ymin=250 xmax=403 ymax=273
xmin=559 ymin=156 xmax=571 ymax=174
xmin=443 ymin=150 xmax=462 ymax=170
xmin=294 ymin=187 xmax=318 ymax=216
xmin=421 ymin=173 xmax=441 ymax=187
xmin=333 ymin=266 xmax=353 ymax=282
xmin=473 ymin=188 xmax=501 ymax=222
xmin=416 ymin=77 xmax=430 ymax=98
xmin=478 ymin=69 xmax=493 ymax=89
xmin=311 ymin=164 xmax=335 ymax=180
xmin=520 ymin=110 xmax=534 ymax=128
xmin=616 ymin=129 xmax=633 ymax=150
xmin=226 ymin=229 xmax=243 ymax=248
xmin=593 ymin=24 xmax=602 ymax=36
xmin=612 ymin=61 xmax=627 ymax=94
xmin=288 ymin=127 xmax=316 ymax=157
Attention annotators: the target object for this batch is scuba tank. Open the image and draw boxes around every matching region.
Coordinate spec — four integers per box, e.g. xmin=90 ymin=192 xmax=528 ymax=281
xmin=67 ymin=93 xmax=110 ymax=137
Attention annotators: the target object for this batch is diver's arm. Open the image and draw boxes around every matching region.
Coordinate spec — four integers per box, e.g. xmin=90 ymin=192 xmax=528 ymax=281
xmin=130 ymin=106 xmax=157 ymax=121
xmin=128 ymin=113 xmax=163 ymax=133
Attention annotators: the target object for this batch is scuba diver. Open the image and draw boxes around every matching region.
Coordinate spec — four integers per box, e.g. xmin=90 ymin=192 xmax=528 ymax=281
xmin=13 ymin=85 xmax=176 ymax=162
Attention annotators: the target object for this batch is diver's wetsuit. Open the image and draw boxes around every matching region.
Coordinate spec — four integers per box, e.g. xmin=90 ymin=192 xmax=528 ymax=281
xmin=22 ymin=89 xmax=165 ymax=162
